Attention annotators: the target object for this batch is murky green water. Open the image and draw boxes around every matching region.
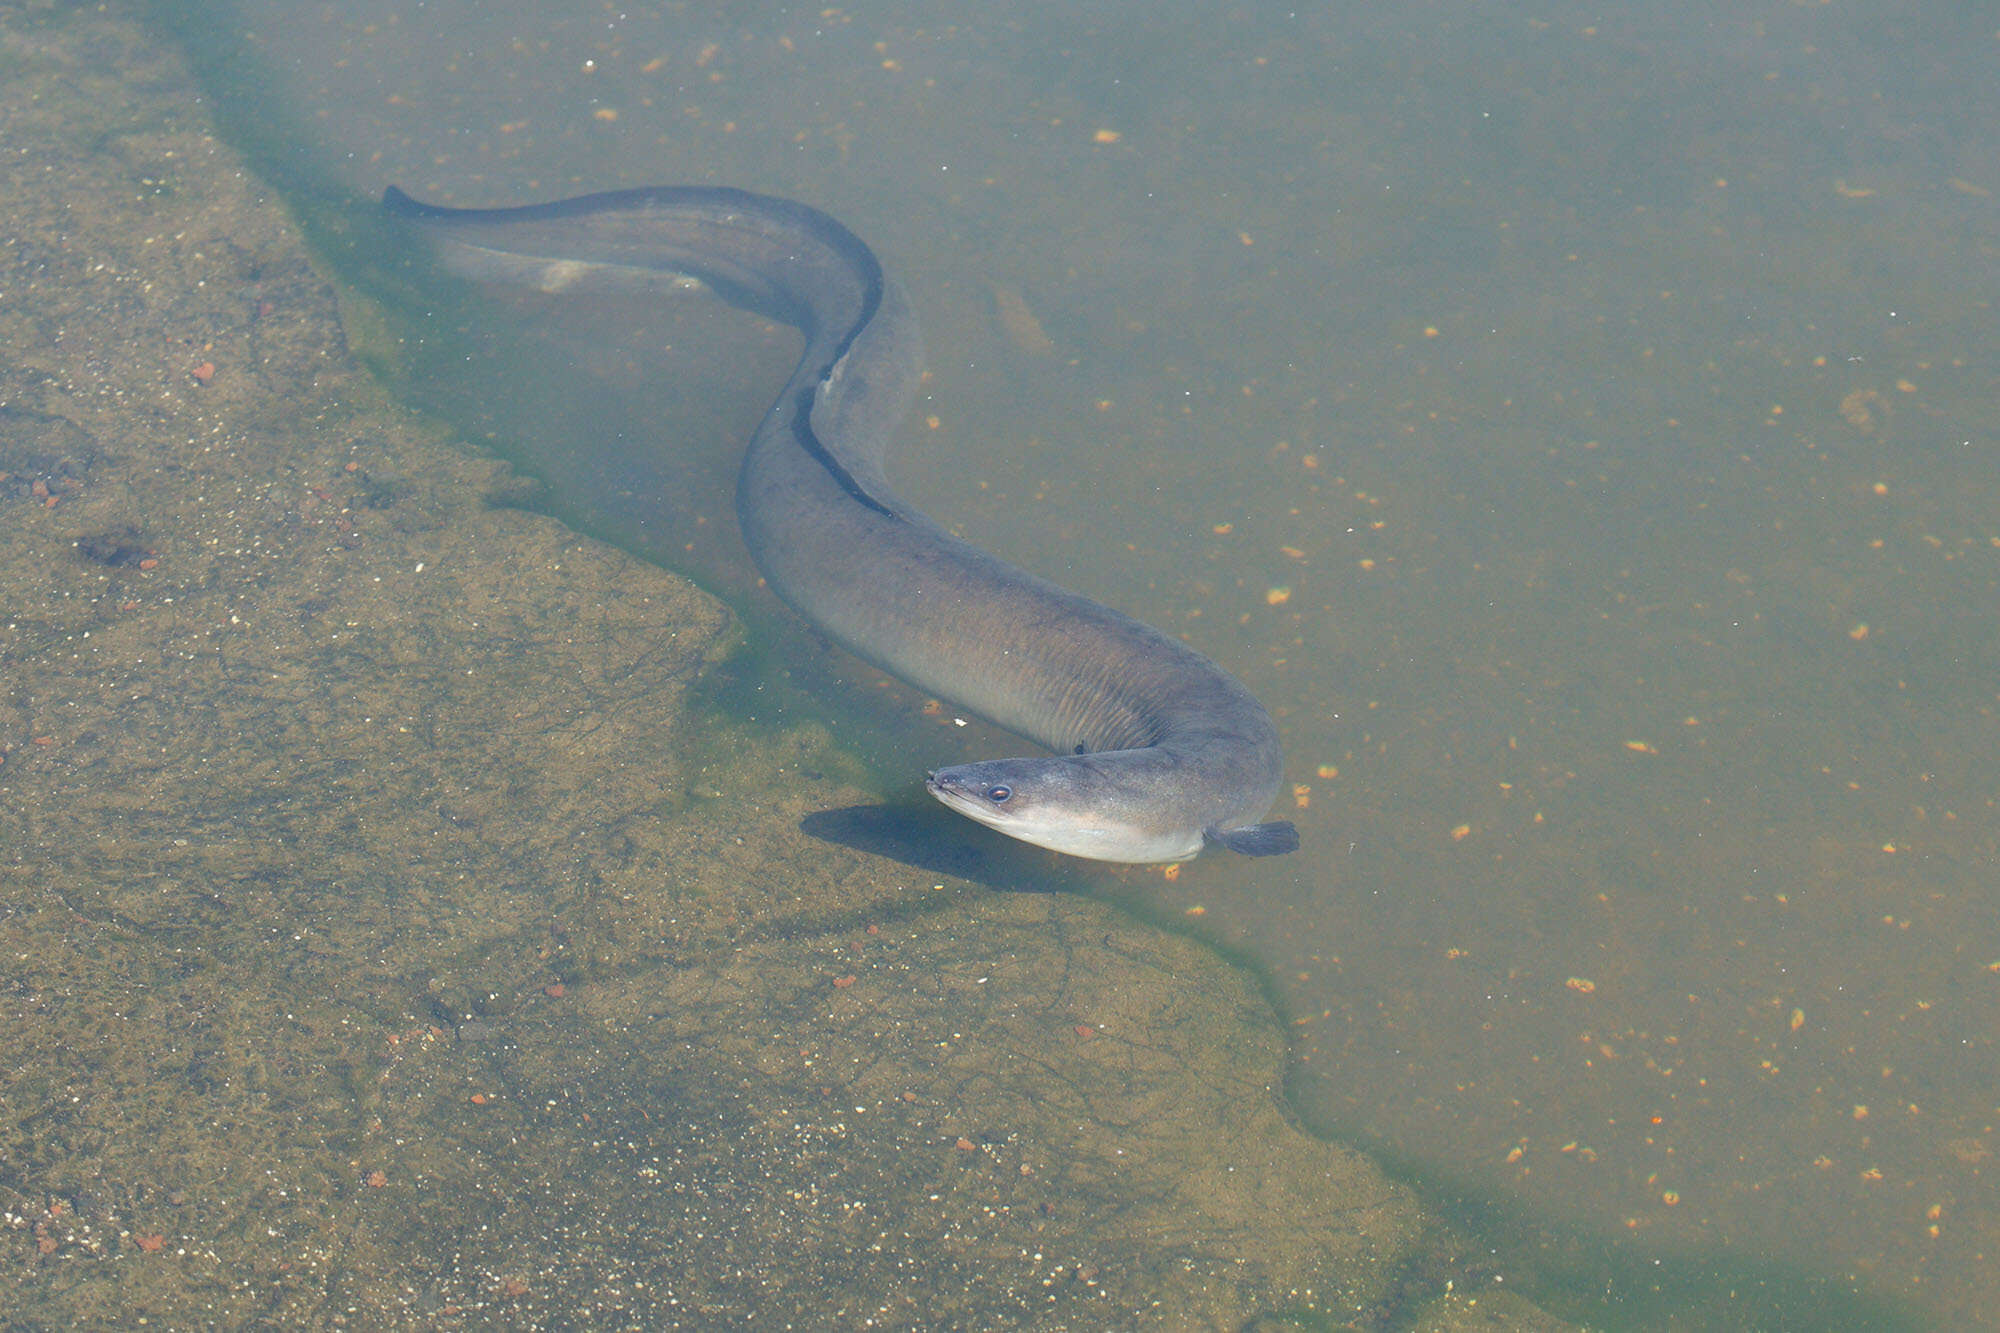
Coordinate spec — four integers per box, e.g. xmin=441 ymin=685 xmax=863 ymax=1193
xmin=152 ymin=1 xmax=1998 ymax=1326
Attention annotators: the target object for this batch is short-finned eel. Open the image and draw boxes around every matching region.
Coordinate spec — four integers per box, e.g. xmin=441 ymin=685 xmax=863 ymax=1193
xmin=384 ymin=184 xmax=1298 ymax=863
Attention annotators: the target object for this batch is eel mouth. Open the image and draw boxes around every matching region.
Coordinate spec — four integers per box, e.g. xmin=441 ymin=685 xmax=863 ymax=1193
xmin=924 ymin=771 xmax=996 ymax=821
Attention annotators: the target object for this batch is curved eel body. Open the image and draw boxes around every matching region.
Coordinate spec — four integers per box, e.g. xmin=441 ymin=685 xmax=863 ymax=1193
xmin=384 ymin=184 xmax=1297 ymax=863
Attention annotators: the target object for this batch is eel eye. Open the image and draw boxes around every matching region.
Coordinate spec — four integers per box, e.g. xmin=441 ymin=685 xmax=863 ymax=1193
xmin=985 ymin=785 xmax=1012 ymax=803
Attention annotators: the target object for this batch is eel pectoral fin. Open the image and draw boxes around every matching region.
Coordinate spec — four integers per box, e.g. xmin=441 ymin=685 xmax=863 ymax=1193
xmin=1208 ymin=821 xmax=1301 ymax=857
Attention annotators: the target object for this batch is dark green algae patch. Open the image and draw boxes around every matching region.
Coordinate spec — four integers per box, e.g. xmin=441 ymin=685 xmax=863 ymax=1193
xmin=0 ymin=4 xmax=1593 ymax=1327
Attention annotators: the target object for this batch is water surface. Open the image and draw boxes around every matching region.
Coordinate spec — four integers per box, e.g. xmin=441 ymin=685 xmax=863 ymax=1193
xmin=181 ymin=1 xmax=1998 ymax=1324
